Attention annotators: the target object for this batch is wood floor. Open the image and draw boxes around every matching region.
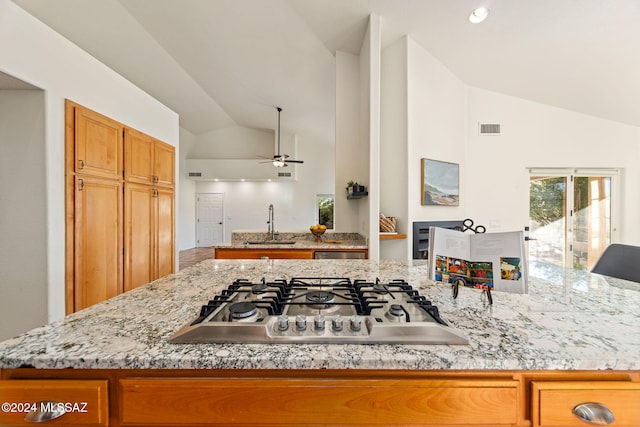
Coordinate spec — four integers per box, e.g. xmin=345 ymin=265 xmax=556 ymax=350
xmin=179 ymin=247 xmax=215 ymax=270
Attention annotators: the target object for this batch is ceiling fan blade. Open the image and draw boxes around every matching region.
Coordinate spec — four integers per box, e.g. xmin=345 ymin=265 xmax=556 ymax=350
xmin=284 ymin=159 xmax=304 ymax=164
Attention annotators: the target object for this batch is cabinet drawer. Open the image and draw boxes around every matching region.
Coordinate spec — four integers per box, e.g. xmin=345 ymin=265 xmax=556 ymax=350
xmin=531 ymin=381 xmax=640 ymax=426
xmin=120 ymin=378 xmax=518 ymax=426
xmin=0 ymin=379 xmax=108 ymax=426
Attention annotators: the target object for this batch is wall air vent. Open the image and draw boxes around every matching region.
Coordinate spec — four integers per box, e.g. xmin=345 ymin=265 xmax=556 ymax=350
xmin=278 ymin=172 xmax=292 ymax=177
xmin=188 ymin=172 xmax=202 ymax=177
xmin=479 ymin=123 xmax=501 ymax=135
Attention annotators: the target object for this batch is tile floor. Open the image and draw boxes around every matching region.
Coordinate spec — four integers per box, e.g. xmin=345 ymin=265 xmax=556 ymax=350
xmin=179 ymin=247 xmax=215 ymax=270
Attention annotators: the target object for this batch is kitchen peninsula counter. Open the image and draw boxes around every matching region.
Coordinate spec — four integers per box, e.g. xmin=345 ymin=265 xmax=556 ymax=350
xmin=213 ymin=230 xmax=368 ymax=250
xmin=213 ymin=240 xmax=368 ymax=250
xmin=0 ymin=259 xmax=638 ymax=371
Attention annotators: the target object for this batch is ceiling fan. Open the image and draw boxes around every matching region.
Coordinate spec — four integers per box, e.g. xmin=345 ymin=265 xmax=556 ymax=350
xmin=259 ymin=107 xmax=304 ymax=167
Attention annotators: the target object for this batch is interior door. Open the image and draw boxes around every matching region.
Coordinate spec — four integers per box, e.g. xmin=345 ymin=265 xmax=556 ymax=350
xmin=197 ymin=193 xmax=224 ymax=247
xmin=528 ymin=169 xmax=617 ymax=269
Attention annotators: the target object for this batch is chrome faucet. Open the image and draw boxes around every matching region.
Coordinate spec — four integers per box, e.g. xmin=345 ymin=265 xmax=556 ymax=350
xmin=267 ymin=204 xmax=275 ymax=240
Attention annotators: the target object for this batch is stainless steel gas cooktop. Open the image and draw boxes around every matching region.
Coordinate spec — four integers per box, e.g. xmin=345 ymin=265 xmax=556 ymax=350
xmin=168 ymin=277 xmax=469 ymax=344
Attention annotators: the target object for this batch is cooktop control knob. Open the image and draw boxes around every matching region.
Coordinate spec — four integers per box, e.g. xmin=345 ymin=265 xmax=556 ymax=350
xmin=314 ymin=314 xmax=325 ymax=330
xmin=295 ymin=314 xmax=307 ymax=331
xmin=350 ymin=315 xmax=362 ymax=332
xmin=277 ymin=315 xmax=289 ymax=331
xmin=332 ymin=315 xmax=343 ymax=332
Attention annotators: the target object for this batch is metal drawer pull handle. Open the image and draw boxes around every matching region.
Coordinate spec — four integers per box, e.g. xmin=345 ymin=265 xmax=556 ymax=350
xmin=24 ymin=400 xmax=66 ymax=423
xmin=573 ymin=402 xmax=615 ymax=425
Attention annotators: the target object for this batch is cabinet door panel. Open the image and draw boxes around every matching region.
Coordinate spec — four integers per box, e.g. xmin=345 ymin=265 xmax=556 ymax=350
xmin=74 ymin=176 xmax=122 ymax=311
xmin=124 ymin=129 xmax=154 ymax=185
xmin=75 ymin=107 xmax=123 ymax=179
xmin=0 ymin=380 xmax=108 ymax=426
xmin=124 ymin=184 xmax=154 ymax=291
xmin=155 ymin=188 xmax=175 ymax=278
xmin=532 ymin=381 xmax=640 ymax=426
xmin=119 ymin=378 xmax=518 ymax=426
xmin=153 ymin=140 xmax=175 ymax=187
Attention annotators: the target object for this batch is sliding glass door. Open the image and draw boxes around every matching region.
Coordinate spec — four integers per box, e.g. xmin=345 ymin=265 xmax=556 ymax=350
xmin=528 ymin=169 xmax=617 ymax=269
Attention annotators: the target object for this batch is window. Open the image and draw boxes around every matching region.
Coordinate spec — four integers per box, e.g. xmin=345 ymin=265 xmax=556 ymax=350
xmin=316 ymin=194 xmax=334 ymax=229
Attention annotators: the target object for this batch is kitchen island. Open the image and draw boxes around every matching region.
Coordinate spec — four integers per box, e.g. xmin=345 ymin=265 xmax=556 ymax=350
xmin=1 ymin=259 xmax=639 ymax=426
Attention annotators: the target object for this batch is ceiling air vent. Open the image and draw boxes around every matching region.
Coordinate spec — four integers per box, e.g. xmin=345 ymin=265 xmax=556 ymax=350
xmin=188 ymin=172 xmax=202 ymax=177
xmin=278 ymin=172 xmax=292 ymax=177
xmin=479 ymin=123 xmax=501 ymax=135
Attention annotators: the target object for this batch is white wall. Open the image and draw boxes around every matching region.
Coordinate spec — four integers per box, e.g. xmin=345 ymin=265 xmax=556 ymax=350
xmin=381 ymin=36 xmax=640 ymax=260
xmin=466 ymin=88 xmax=640 ymax=244
xmin=189 ymin=126 xmax=273 ymax=158
xmin=190 ymin=122 xmax=334 ymax=239
xmin=335 ymin=51 xmax=362 ymax=232
xmin=380 ymin=37 xmax=409 ymax=260
xmin=334 ymin=15 xmax=382 ymax=258
xmin=178 ymin=127 xmax=197 ymax=250
xmin=0 ymin=0 xmax=179 ymax=322
xmin=406 ymin=37 xmax=468 ymax=231
xmin=363 ymin=15 xmax=382 ymax=261
xmin=0 ymin=89 xmax=47 ymax=340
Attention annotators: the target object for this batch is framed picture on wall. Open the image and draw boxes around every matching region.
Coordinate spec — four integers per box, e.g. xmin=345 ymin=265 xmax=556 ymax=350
xmin=421 ymin=158 xmax=459 ymax=206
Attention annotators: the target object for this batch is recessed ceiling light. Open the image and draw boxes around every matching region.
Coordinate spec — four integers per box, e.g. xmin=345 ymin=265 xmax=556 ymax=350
xmin=469 ymin=7 xmax=489 ymax=23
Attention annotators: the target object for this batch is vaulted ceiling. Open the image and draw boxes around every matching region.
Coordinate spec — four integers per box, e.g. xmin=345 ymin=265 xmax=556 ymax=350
xmin=13 ymin=0 xmax=640 ymax=147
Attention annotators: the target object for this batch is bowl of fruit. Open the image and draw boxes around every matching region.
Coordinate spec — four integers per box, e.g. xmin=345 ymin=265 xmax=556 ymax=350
xmin=309 ymin=224 xmax=327 ymax=242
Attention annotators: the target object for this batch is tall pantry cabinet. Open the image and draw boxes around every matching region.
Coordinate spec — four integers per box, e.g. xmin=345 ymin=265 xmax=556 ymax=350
xmin=65 ymin=101 xmax=175 ymax=313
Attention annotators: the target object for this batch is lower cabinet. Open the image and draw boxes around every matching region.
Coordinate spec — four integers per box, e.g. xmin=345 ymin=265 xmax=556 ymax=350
xmin=531 ymin=381 xmax=640 ymax=426
xmin=0 ymin=379 xmax=108 ymax=426
xmin=119 ymin=377 xmax=517 ymax=426
xmin=214 ymin=248 xmax=368 ymax=260
xmin=214 ymin=248 xmax=315 ymax=259
xmin=1 ymin=370 xmax=639 ymax=427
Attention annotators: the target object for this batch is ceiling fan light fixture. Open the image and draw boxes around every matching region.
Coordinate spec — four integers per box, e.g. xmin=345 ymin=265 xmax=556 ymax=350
xmin=273 ymin=159 xmax=286 ymax=167
xmin=469 ymin=7 xmax=489 ymax=23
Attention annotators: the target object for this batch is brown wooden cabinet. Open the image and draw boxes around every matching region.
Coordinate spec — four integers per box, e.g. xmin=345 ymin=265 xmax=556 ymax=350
xmin=66 ymin=101 xmax=175 ymax=312
xmin=2 ymin=369 xmax=639 ymax=427
xmin=119 ymin=377 xmax=518 ymax=426
xmin=153 ymin=139 xmax=175 ymax=188
xmin=0 ymin=379 xmax=109 ymax=426
xmin=124 ymin=184 xmax=175 ymax=291
xmin=124 ymin=128 xmax=175 ymax=188
xmin=154 ymin=186 xmax=175 ymax=278
xmin=214 ymin=247 xmax=315 ymax=259
xmin=74 ymin=106 xmax=123 ymax=179
xmin=214 ymin=248 xmax=368 ymax=260
xmin=73 ymin=176 xmax=123 ymax=310
xmin=531 ymin=381 xmax=640 ymax=426
xmin=124 ymin=183 xmax=154 ymax=291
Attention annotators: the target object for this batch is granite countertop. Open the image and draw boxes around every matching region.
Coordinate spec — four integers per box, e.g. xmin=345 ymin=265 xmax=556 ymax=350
xmin=213 ymin=231 xmax=368 ymax=250
xmin=0 ymin=260 xmax=638 ymax=371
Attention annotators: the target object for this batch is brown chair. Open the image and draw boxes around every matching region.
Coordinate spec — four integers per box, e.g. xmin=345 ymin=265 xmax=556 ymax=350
xmin=591 ymin=244 xmax=640 ymax=283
